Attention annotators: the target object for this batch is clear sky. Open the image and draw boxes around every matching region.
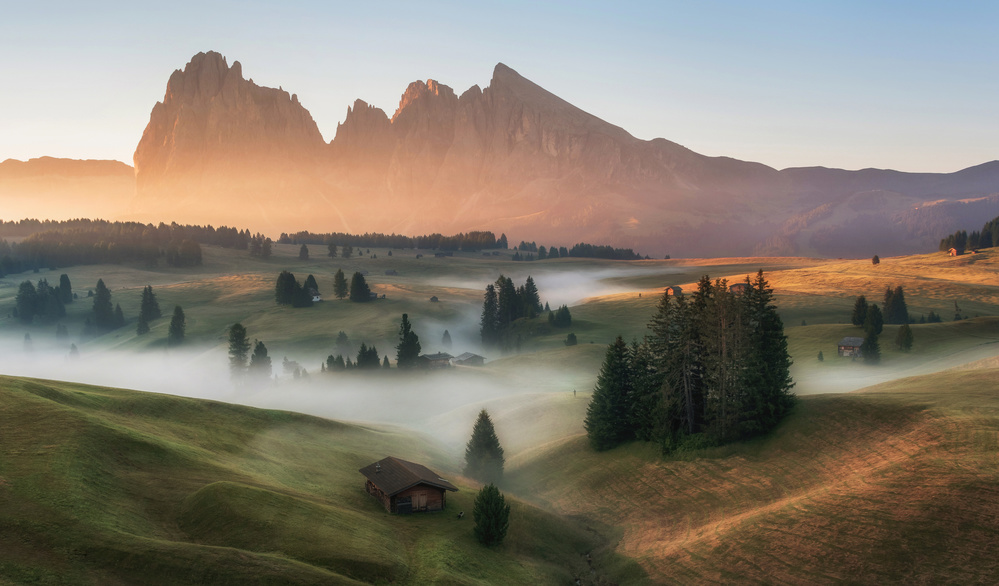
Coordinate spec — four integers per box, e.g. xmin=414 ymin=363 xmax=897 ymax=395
xmin=1 ymin=0 xmax=995 ymax=172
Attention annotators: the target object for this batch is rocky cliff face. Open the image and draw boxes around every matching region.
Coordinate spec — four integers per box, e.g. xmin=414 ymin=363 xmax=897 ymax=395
xmin=128 ymin=53 xmax=999 ymax=256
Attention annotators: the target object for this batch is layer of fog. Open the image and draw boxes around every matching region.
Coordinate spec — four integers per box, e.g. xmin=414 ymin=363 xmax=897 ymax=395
xmin=0 ymin=335 xmax=593 ymax=460
xmin=426 ymin=265 xmax=684 ymax=307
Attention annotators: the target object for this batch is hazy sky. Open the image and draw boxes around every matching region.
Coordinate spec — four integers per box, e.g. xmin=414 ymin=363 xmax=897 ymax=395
xmin=1 ymin=1 xmax=995 ymax=172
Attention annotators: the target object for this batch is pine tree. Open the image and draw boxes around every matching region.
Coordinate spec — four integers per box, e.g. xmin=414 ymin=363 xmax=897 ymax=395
xmin=895 ymin=322 xmax=914 ymax=352
xmin=382 ymin=355 xmax=391 ymax=369
xmin=442 ymin=329 xmax=452 ymax=349
xmin=861 ymin=333 xmax=881 ymax=364
xmin=864 ymin=304 xmax=884 ymax=335
xmin=395 ymin=313 xmax=422 ymax=368
xmin=114 ymin=303 xmax=125 ymax=329
xmin=333 ymin=269 xmax=348 ymax=299
xmin=327 ymin=242 xmax=338 ymax=258
xmin=92 ymin=279 xmax=115 ymax=331
xmin=250 ymin=340 xmax=272 ymax=378
xmin=480 ymin=284 xmax=499 ymax=346
xmin=872 ymin=255 xmax=880 ymax=265
xmin=851 ymin=295 xmax=868 ymax=326
xmin=261 ymin=238 xmax=272 ymax=258
xmin=304 ymin=274 xmax=319 ymax=295
xmin=140 ymin=285 xmax=162 ymax=321
xmin=349 ymin=272 xmax=371 ymax=302
xmin=168 ymin=305 xmax=185 ymax=345
xmin=522 ymin=276 xmax=542 ymax=316
xmin=275 ymin=271 xmax=298 ymax=305
xmin=584 ymin=337 xmax=634 ymax=451
xmin=299 ymin=244 xmax=309 ymax=260
xmin=472 ymin=484 xmax=510 ymax=547
xmin=58 ymin=273 xmax=73 ymax=304
xmin=464 ymin=409 xmax=505 ymax=484
xmin=228 ymin=323 xmax=251 ymax=378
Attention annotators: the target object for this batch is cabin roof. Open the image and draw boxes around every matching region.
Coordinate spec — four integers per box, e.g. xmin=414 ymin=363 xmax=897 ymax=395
xmin=359 ymin=456 xmax=458 ymax=496
xmin=421 ymin=352 xmax=453 ymax=361
xmin=838 ymin=336 xmax=865 ymax=347
xmin=454 ymin=352 xmax=482 ymax=361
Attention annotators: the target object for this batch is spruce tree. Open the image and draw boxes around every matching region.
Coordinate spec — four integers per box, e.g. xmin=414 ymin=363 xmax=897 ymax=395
xmin=864 ymin=304 xmax=884 ymax=335
xmin=382 ymin=355 xmax=391 ymax=368
xmin=114 ymin=303 xmax=125 ymax=329
xmin=275 ymin=271 xmax=298 ymax=305
xmin=333 ymin=269 xmax=348 ymax=299
xmin=58 ymin=273 xmax=73 ymax=304
xmin=851 ymin=295 xmax=868 ymax=326
xmin=250 ymin=340 xmax=272 ymax=378
xmin=15 ymin=280 xmax=37 ymax=324
xmin=92 ymin=279 xmax=114 ymax=331
xmin=140 ymin=285 xmax=162 ymax=321
xmin=442 ymin=329 xmax=452 ymax=349
xmin=861 ymin=333 xmax=881 ymax=363
xmin=304 ymin=274 xmax=319 ymax=294
xmin=395 ymin=313 xmax=422 ymax=368
xmin=584 ymin=336 xmax=634 ymax=451
xmin=168 ymin=306 xmax=185 ymax=345
xmin=472 ymin=484 xmax=510 ymax=547
xmin=327 ymin=242 xmax=338 ymax=258
xmin=349 ymin=272 xmax=371 ymax=302
xmin=895 ymin=322 xmax=914 ymax=352
xmin=464 ymin=409 xmax=505 ymax=484
xmin=299 ymin=244 xmax=309 ymax=260
xmin=480 ymin=284 xmax=499 ymax=346
xmin=228 ymin=323 xmax=251 ymax=378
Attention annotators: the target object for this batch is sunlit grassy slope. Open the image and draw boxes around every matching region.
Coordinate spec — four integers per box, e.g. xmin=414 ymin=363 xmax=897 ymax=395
xmin=0 ymin=376 xmax=641 ymax=585
xmin=506 ymin=365 xmax=999 ymax=584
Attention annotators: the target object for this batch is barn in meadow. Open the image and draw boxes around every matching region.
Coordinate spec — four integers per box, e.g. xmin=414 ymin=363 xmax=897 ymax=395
xmin=359 ymin=457 xmax=458 ymax=514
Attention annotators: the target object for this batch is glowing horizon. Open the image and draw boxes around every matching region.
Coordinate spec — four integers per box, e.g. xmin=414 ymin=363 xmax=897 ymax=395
xmin=0 ymin=1 xmax=996 ymax=174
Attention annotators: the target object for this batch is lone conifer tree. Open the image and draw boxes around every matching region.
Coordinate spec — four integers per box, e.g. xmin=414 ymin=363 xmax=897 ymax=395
xmin=228 ymin=323 xmax=251 ymax=378
xmin=895 ymin=322 xmax=914 ymax=352
xmin=58 ymin=273 xmax=73 ymax=304
xmin=851 ymin=295 xmax=868 ymax=326
xmin=464 ymin=409 xmax=505 ymax=484
xmin=299 ymin=244 xmax=309 ymax=260
xmin=395 ymin=313 xmax=421 ymax=368
xmin=140 ymin=285 xmax=162 ymax=321
xmin=250 ymin=340 xmax=272 ymax=378
xmin=168 ymin=305 xmax=185 ymax=345
xmin=472 ymin=484 xmax=510 ymax=547
xmin=333 ymin=269 xmax=348 ymax=299
xmin=349 ymin=272 xmax=371 ymax=302
xmin=442 ymin=329 xmax=452 ymax=349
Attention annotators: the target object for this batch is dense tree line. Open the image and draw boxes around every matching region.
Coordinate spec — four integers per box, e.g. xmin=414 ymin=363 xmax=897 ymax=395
xmin=14 ymin=276 xmax=70 ymax=324
xmin=278 ymin=230 xmax=503 ymax=251
xmin=940 ymin=213 xmax=999 ymax=253
xmin=479 ymin=275 xmax=543 ymax=348
xmin=0 ymin=219 xmax=248 ymax=274
xmin=584 ymin=271 xmax=796 ymax=454
xmin=516 ymin=241 xmax=645 ymax=261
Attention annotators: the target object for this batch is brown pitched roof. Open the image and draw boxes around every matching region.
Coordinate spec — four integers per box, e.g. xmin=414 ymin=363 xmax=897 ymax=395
xmin=359 ymin=456 xmax=458 ymax=496
xmin=838 ymin=336 xmax=865 ymax=347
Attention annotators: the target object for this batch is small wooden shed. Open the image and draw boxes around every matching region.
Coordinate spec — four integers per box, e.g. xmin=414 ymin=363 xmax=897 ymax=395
xmin=665 ymin=286 xmax=683 ymax=296
xmin=419 ymin=352 xmax=453 ymax=368
xmin=359 ymin=457 xmax=458 ymax=514
xmin=453 ymin=352 xmax=485 ymax=367
xmin=838 ymin=336 xmax=865 ymax=357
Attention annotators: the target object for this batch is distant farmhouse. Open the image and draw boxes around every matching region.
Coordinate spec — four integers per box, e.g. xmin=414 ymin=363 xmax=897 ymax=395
xmin=308 ymin=288 xmax=321 ymax=303
xmin=452 ymin=352 xmax=485 ymax=367
xmin=665 ymin=286 xmax=683 ymax=296
xmin=838 ymin=336 xmax=865 ymax=357
xmin=419 ymin=352 xmax=453 ymax=368
xmin=359 ymin=457 xmax=458 ymax=514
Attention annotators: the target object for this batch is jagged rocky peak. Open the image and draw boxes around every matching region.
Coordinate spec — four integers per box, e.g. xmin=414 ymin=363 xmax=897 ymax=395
xmin=391 ymin=79 xmax=459 ymax=122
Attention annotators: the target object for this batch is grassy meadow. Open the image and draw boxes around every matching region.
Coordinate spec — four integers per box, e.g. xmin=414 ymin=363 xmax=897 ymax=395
xmin=1 ymin=243 xmax=998 ymax=583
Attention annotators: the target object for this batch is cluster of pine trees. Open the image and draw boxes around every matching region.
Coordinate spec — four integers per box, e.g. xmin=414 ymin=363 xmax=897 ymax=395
xmin=275 ymin=271 xmax=319 ymax=307
xmin=279 ymin=230 xmax=505 ymax=252
xmin=585 ymin=271 xmax=795 ymax=453
xmin=479 ymin=275 xmax=543 ymax=347
xmin=227 ymin=323 xmax=271 ymax=383
xmin=939 ymin=213 xmax=999 ymax=253
xmin=14 ymin=274 xmax=72 ymax=324
xmin=547 ymin=304 xmax=572 ymax=327
xmin=851 ymin=286 xmax=914 ymax=360
xmin=0 ymin=220 xmax=253 ymax=276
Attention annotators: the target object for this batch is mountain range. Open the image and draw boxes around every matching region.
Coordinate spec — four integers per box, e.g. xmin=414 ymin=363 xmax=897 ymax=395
xmin=4 ymin=51 xmax=998 ymax=257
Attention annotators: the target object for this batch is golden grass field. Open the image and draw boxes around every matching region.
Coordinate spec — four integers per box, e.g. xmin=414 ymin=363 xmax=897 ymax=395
xmin=1 ymin=244 xmax=998 ymax=583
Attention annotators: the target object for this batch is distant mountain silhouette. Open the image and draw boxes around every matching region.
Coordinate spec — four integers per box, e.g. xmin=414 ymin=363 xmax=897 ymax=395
xmin=12 ymin=51 xmax=999 ymax=258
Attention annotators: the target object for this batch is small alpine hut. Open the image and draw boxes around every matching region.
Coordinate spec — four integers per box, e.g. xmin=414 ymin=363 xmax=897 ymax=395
xmin=838 ymin=336 xmax=865 ymax=357
xmin=453 ymin=352 xmax=485 ymax=367
xmin=360 ymin=456 xmax=458 ymax=514
xmin=665 ymin=286 xmax=683 ymax=296
xmin=419 ymin=352 xmax=453 ymax=368
xmin=729 ymin=282 xmax=748 ymax=294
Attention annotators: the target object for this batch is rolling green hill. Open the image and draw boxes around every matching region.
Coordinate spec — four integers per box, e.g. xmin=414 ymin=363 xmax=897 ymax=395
xmin=0 ymin=376 xmax=639 ymax=585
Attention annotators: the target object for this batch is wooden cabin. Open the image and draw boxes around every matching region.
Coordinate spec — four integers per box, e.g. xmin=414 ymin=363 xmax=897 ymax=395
xmin=359 ymin=457 xmax=458 ymax=514
xmin=419 ymin=352 xmax=453 ymax=368
xmin=729 ymin=282 xmax=748 ymax=294
xmin=453 ymin=352 xmax=485 ymax=367
xmin=838 ymin=336 xmax=865 ymax=357
xmin=665 ymin=286 xmax=683 ymax=296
